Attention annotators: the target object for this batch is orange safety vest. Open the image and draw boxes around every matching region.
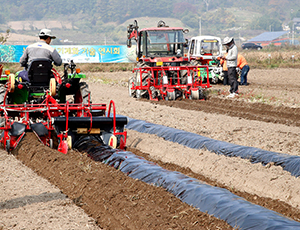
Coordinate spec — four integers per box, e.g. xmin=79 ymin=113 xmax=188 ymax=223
xmin=237 ymin=54 xmax=248 ymax=69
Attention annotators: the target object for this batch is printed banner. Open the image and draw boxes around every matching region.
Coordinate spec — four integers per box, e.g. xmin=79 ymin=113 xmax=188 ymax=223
xmin=0 ymin=45 xmax=137 ymax=63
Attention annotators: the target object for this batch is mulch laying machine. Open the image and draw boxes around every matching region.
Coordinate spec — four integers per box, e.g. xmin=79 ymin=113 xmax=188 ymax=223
xmin=0 ymin=60 xmax=127 ymax=154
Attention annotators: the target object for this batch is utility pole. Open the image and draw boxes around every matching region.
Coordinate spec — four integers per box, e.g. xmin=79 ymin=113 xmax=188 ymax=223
xmin=292 ymin=23 xmax=295 ymax=45
xmin=199 ymin=17 xmax=202 ymax=36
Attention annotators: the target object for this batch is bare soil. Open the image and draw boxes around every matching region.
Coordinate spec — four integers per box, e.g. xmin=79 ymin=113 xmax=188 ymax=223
xmin=1 ymin=68 xmax=300 ymax=229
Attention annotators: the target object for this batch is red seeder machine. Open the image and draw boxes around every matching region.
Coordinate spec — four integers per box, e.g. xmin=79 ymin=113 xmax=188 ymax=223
xmin=127 ymin=20 xmax=210 ymax=101
xmin=0 ymin=60 xmax=127 ymax=154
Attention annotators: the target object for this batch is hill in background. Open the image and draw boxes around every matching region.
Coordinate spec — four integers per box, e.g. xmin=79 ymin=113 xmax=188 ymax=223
xmin=0 ymin=0 xmax=299 ymax=45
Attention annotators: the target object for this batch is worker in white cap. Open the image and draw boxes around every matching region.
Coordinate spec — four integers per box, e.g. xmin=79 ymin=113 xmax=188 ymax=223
xmin=222 ymin=37 xmax=238 ymax=98
xmin=20 ymin=29 xmax=62 ymax=70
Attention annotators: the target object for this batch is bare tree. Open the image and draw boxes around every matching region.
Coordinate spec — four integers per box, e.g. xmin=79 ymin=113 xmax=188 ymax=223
xmin=28 ymin=20 xmax=35 ymax=31
xmin=0 ymin=29 xmax=10 ymax=45
xmin=203 ymin=0 xmax=212 ymax=12
xmin=44 ymin=20 xmax=49 ymax=29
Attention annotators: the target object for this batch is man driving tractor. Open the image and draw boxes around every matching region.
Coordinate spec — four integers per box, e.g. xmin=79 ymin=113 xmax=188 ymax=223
xmin=19 ymin=29 xmax=62 ymax=81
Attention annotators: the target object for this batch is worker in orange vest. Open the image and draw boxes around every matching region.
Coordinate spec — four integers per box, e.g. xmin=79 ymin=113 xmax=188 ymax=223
xmin=237 ymin=54 xmax=250 ymax=85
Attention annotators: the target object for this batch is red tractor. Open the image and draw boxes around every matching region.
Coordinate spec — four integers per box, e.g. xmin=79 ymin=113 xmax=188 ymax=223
xmin=127 ymin=20 xmax=210 ymax=101
xmin=0 ymin=61 xmax=127 ymax=154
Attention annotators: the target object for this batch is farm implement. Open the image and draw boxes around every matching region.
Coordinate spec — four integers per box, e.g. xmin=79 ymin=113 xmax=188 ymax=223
xmin=0 ymin=60 xmax=127 ymax=154
xmin=188 ymin=35 xmax=224 ymax=84
xmin=127 ymin=20 xmax=211 ymax=101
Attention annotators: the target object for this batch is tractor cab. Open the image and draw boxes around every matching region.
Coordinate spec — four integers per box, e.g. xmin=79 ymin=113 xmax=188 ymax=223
xmin=139 ymin=29 xmax=186 ymax=58
xmin=188 ymin=36 xmax=222 ymax=65
xmin=127 ymin=20 xmax=189 ymax=66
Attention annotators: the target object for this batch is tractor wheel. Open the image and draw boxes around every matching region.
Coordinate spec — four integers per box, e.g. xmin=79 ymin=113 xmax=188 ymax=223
xmin=9 ymin=74 xmax=15 ymax=93
xmin=0 ymin=84 xmax=7 ymax=104
xmin=180 ymin=62 xmax=189 ymax=84
xmin=67 ymin=136 xmax=72 ymax=150
xmin=108 ymin=135 xmax=117 ymax=149
xmin=0 ymin=117 xmax=5 ymax=135
xmin=49 ymin=78 xmax=56 ymax=96
xmin=191 ymin=88 xmax=205 ymax=100
xmin=5 ymin=139 xmax=10 ymax=152
xmin=136 ymin=81 xmax=141 ymax=99
xmin=167 ymin=91 xmax=176 ymax=100
xmin=80 ymin=82 xmax=91 ymax=103
xmin=128 ymin=76 xmax=136 ymax=97
xmin=74 ymin=82 xmax=91 ymax=104
xmin=191 ymin=90 xmax=199 ymax=100
xmin=49 ymin=139 xmax=53 ymax=149
xmin=211 ymin=74 xmax=219 ymax=84
xmin=135 ymin=69 xmax=142 ymax=99
xmin=198 ymin=88 xmax=205 ymax=100
xmin=135 ymin=64 xmax=150 ymax=99
xmin=181 ymin=61 xmax=198 ymax=84
xmin=102 ymin=132 xmax=117 ymax=149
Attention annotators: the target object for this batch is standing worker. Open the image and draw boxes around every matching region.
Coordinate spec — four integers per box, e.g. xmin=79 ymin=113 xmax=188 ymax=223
xmin=237 ymin=54 xmax=250 ymax=85
xmin=222 ymin=37 xmax=238 ymax=98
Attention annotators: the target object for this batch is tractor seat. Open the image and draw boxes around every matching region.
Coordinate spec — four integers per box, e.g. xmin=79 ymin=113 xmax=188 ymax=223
xmin=27 ymin=58 xmax=53 ymax=88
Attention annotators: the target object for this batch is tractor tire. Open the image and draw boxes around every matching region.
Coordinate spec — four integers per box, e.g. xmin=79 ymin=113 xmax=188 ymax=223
xmin=166 ymin=91 xmax=176 ymax=101
xmin=136 ymin=72 xmax=142 ymax=99
xmin=128 ymin=76 xmax=136 ymax=97
xmin=5 ymin=139 xmax=10 ymax=152
xmin=211 ymin=74 xmax=219 ymax=84
xmin=49 ymin=78 xmax=56 ymax=96
xmin=0 ymin=84 xmax=7 ymax=104
xmin=180 ymin=62 xmax=190 ymax=84
xmin=191 ymin=89 xmax=199 ymax=100
xmin=181 ymin=61 xmax=198 ymax=84
xmin=49 ymin=139 xmax=53 ymax=149
xmin=0 ymin=84 xmax=6 ymax=135
xmin=199 ymin=88 xmax=205 ymax=100
xmin=135 ymin=65 xmax=150 ymax=99
xmin=0 ymin=117 xmax=5 ymax=135
xmin=191 ymin=88 xmax=205 ymax=100
xmin=75 ymin=82 xmax=91 ymax=104
xmin=67 ymin=136 xmax=72 ymax=150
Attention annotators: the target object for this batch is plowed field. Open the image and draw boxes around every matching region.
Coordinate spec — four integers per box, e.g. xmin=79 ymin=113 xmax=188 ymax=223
xmin=1 ymin=68 xmax=300 ymax=229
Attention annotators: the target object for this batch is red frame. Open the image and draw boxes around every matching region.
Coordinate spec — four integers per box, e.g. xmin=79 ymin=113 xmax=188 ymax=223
xmin=131 ymin=65 xmax=210 ymax=101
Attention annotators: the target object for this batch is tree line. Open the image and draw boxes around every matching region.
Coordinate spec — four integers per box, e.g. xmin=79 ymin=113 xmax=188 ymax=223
xmin=0 ymin=0 xmax=300 ymax=38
